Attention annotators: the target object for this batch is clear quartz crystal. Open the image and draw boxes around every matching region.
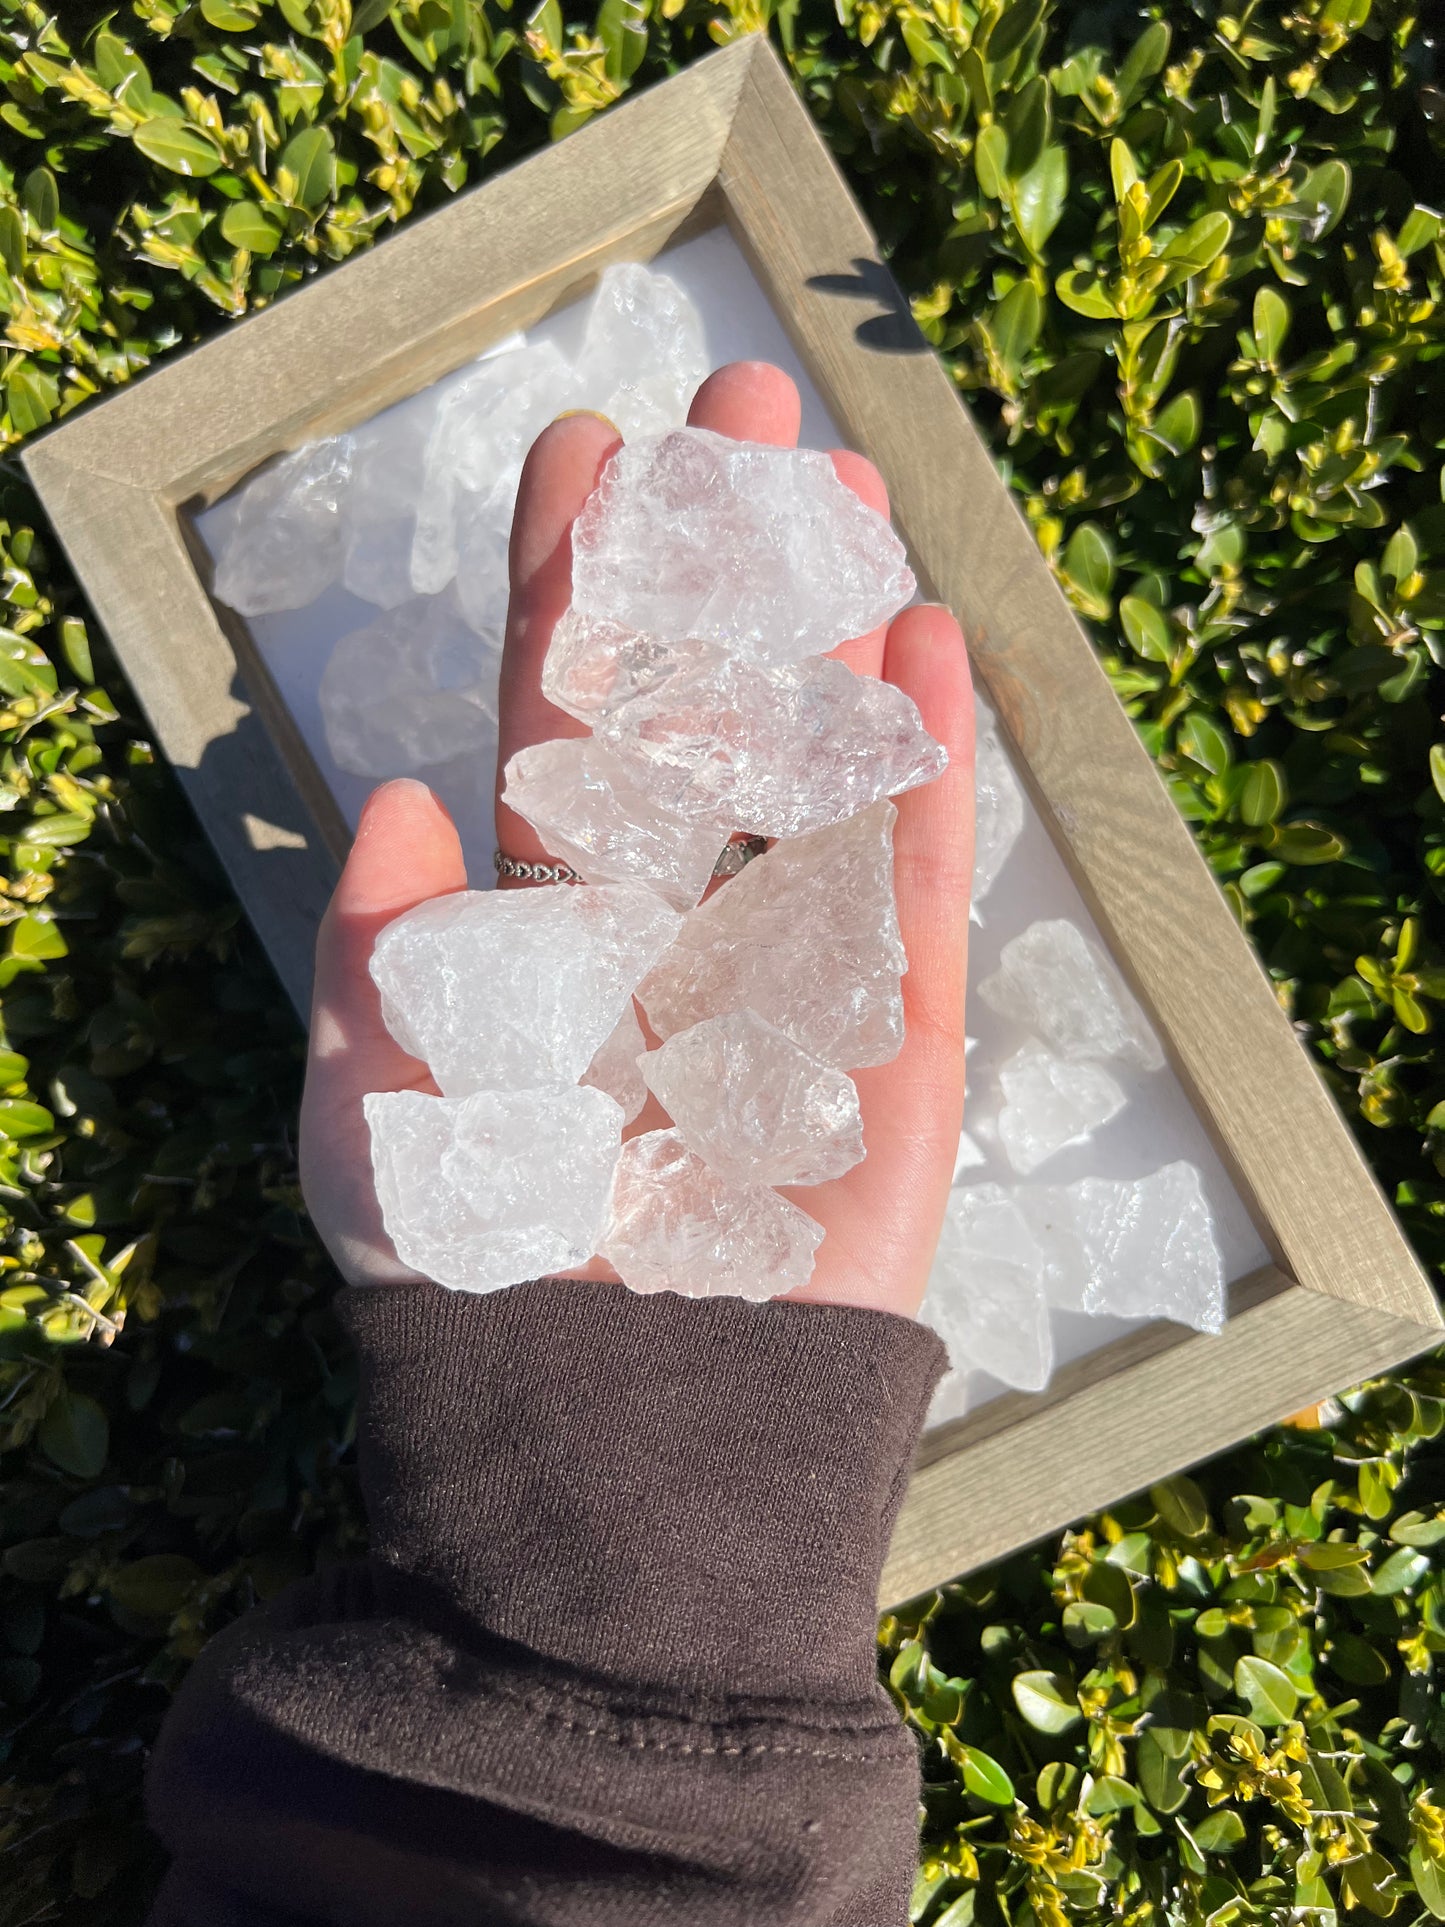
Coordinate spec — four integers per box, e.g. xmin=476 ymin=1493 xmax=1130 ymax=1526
xmin=570 ymin=428 xmax=915 ymax=663
xmin=581 ymin=999 xmax=649 ymax=1125
xmin=573 ymin=261 xmax=709 ymax=441
xmin=320 ymin=593 xmax=502 ymax=777
xmin=212 ymin=437 xmax=354 ymax=615
xmin=1037 ymin=1161 xmax=1225 ymax=1332
xmin=340 ymin=400 xmax=435 ymax=609
xmin=922 ymin=1184 xmax=1054 ymax=1392
xmin=540 ymin=610 xmax=720 ymax=725
xmin=370 ymin=883 xmax=681 ymax=1096
xmin=973 ymin=724 xmax=1025 ymax=908
xmin=978 ymin=919 xmax=1165 ymax=1071
xmin=600 ymin=1128 xmax=824 ymax=1300
xmin=639 ymin=800 xmax=906 ymax=1071
xmin=596 ymin=651 xmax=947 ymax=838
xmin=639 ymin=1010 xmax=864 ymax=1187
xmin=503 ymin=736 xmax=724 ymax=912
xmin=996 ymin=1040 xmax=1126 ymax=1177
xmin=366 ymin=1086 xmax=622 ymax=1292
xmin=411 ymin=338 xmax=574 ymax=596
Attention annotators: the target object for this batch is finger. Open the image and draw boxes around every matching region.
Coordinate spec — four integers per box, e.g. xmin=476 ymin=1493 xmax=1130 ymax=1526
xmin=826 ymin=449 xmax=891 ymax=681
xmin=300 ymin=778 xmax=467 ymax=1283
xmin=785 ymin=604 xmax=974 ymax=1317
xmin=687 ymin=361 xmax=800 ymax=444
xmin=494 ymin=411 xmax=622 ymax=875
xmin=306 ymin=778 xmax=466 ymax=1090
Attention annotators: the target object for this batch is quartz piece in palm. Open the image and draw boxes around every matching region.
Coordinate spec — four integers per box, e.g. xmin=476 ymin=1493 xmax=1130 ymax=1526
xmin=371 ymin=882 xmax=681 ymax=1096
xmin=570 ymin=427 xmax=915 ymax=663
xmin=597 ymin=652 xmax=947 ymax=838
xmin=640 ymin=1010 xmax=864 ymax=1187
xmin=600 ymin=1128 xmax=823 ymax=1300
xmin=366 ymin=1086 xmax=622 ymax=1292
xmin=212 ymin=437 xmax=354 ymax=616
xmin=574 ymin=261 xmax=709 ymax=441
xmin=540 ymin=610 xmax=722 ymax=724
xmin=1037 ymin=1160 xmax=1224 ymax=1332
xmin=582 ymin=999 xmax=649 ymax=1125
xmin=503 ymin=736 xmax=723 ymax=913
xmin=996 ymin=1041 xmax=1126 ymax=1177
xmin=321 ymin=593 xmax=502 ymax=777
xmin=639 ymin=800 xmax=906 ymax=1070
xmin=973 ymin=723 xmax=1025 ymax=908
xmin=411 ymin=337 xmax=574 ymax=596
xmin=922 ymin=1183 xmax=1054 ymax=1392
xmin=978 ymin=918 xmax=1165 ymax=1071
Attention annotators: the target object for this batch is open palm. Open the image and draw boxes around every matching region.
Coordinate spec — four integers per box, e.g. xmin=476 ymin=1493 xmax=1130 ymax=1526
xmin=300 ymin=361 xmax=975 ymax=1319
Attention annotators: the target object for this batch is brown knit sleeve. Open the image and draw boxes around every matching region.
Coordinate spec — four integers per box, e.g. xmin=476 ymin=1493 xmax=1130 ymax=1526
xmin=144 ymin=1277 xmax=947 ymax=1927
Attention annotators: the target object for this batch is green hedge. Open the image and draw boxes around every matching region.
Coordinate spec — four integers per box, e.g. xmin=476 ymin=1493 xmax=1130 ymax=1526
xmin=0 ymin=2 xmax=1443 ymax=1921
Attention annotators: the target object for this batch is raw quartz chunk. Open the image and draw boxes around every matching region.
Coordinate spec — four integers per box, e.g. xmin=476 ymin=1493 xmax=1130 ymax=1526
xmin=340 ymin=399 xmax=434 ymax=609
xmin=600 ymin=1128 xmax=824 ymax=1300
xmin=411 ymin=338 xmax=574 ymax=598
xmin=320 ymin=592 xmax=502 ymax=777
xmin=640 ymin=1010 xmax=864 ymax=1187
xmin=639 ymin=800 xmax=906 ymax=1071
xmin=573 ymin=261 xmax=709 ymax=441
xmin=978 ymin=919 xmax=1165 ymax=1072
xmin=1037 ymin=1161 xmax=1225 ymax=1333
xmin=540 ymin=610 xmax=720 ymax=725
xmin=503 ymin=736 xmax=723 ymax=913
xmin=996 ymin=1041 xmax=1126 ymax=1177
xmin=596 ymin=650 xmax=947 ymax=838
xmin=973 ymin=723 xmax=1025 ymax=908
xmin=370 ymin=882 xmax=681 ymax=1096
xmin=582 ymin=998 xmax=649 ymax=1125
xmin=570 ymin=428 xmax=915 ymax=664
xmin=922 ymin=1184 xmax=1054 ymax=1392
xmin=212 ymin=437 xmax=354 ymax=615
xmin=366 ymin=1086 xmax=622 ymax=1292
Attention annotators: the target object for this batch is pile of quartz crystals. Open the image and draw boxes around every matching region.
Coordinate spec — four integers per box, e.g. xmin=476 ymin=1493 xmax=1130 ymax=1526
xmin=920 ymin=910 xmax=1225 ymax=1408
xmin=362 ymin=423 xmax=939 ymax=1301
xmin=209 ymin=261 xmax=711 ymax=786
xmin=494 ymin=424 xmax=942 ymax=1301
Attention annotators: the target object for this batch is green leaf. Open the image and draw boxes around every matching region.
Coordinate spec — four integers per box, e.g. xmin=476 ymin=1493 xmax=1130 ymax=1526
xmin=958 ymin=1744 xmax=1014 ymax=1803
xmin=201 ymin=0 xmax=264 ymax=23
xmin=974 ymin=123 xmax=1008 ymax=202
xmin=986 ymin=0 xmax=1044 ymax=65
xmin=0 ymin=205 xmax=25 ymax=277
xmin=1412 ymin=1847 xmax=1445 ymax=1919
xmin=38 ymin=1389 xmax=109 ymax=1479
xmin=1178 ymin=711 xmax=1232 ymax=776
xmin=1055 ymin=268 xmax=1115 ymax=318
xmin=1254 ymin=286 xmax=1291 ymax=361
xmin=1239 ymin=760 xmax=1287 ymax=827
xmin=0 ymin=1098 xmax=56 ymax=1138
xmin=1233 ymin=1654 xmax=1298 ymax=1725
xmin=1121 ymin=594 xmax=1173 ymax=661
xmin=1149 ymin=389 xmax=1201 ymax=455
xmin=1161 ymin=211 xmax=1232 ymax=272
xmin=1298 ymin=158 xmax=1351 ymax=238
xmin=992 ymin=281 xmax=1041 ymax=370
xmin=220 ymin=201 xmax=285 ymax=255
xmin=1261 ymin=821 xmax=1346 ymax=865
xmin=1151 ymin=1474 xmax=1209 ymax=1536
xmin=1193 ymin=1810 xmax=1246 ymax=1853
xmin=1012 ymin=1669 xmax=1083 ymax=1733
xmin=106 ymin=1554 xmax=203 ymax=1618
xmin=1010 ymin=144 xmax=1067 ymax=256
xmin=133 ymin=118 xmax=225 ymax=178
xmin=21 ymin=167 xmax=58 ymax=234
xmin=1398 ymin=206 xmax=1443 ymax=256
xmin=279 ymin=126 xmax=335 ymax=210
xmin=8 ymin=914 xmax=66 ymax=962
xmin=1116 ymin=21 xmax=1170 ymax=109
xmin=1062 ymin=521 xmax=1114 ymax=608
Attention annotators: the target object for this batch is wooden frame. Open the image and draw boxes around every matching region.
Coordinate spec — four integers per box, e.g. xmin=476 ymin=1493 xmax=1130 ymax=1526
xmin=25 ymin=34 xmax=1441 ymax=1605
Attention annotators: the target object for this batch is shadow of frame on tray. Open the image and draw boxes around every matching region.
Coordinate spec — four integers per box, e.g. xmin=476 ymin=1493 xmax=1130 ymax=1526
xmin=23 ymin=31 xmax=1442 ymax=1608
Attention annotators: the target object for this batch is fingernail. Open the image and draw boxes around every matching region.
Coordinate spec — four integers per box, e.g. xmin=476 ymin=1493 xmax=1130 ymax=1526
xmin=554 ymin=408 xmax=620 ymax=434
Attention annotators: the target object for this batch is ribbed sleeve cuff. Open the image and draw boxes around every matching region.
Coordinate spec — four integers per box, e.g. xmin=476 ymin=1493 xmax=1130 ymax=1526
xmin=341 ymin=1279 xmax=945 ymax=1705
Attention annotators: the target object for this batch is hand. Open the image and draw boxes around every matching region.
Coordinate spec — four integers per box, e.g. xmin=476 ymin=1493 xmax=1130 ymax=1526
xmin=300 ymin=361 xmax=974 ymax=1318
